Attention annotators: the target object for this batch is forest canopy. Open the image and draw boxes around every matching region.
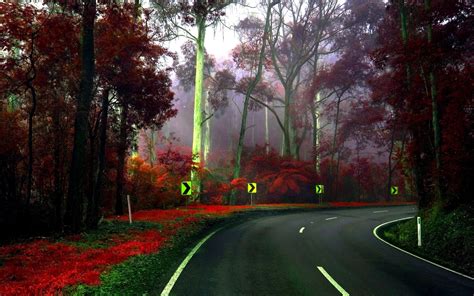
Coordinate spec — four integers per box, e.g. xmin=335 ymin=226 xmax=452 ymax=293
xmin=0 ymin=0 xmax=472 ymax=238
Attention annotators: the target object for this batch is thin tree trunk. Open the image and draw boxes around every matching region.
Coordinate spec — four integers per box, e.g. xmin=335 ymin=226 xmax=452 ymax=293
xmin=53 ymin=98 xmax=63 ymax=231
xmin=387 ymin=129 xmax=395 ymax=201
xmin=265 ymin=103 xmax=270 ymax=154
xmin=66 ymin=0 xmax=96 ymax=233
xmin=329 ymin=95 xmax=341 ymax=198
xmin=335 ymin=151 xmax=341 ymax=200
xmin=90 ymin=89 xmax=109 ymax=227
xmin=251 ymin=111 xmax=255 ymax=147
xmin=148 ymin=129 xmax=156 ymax=166
xmin=230 ymin=0 xmax=280 ymax=204
xmin=87 ymin=124 xmax=97 ymax=226
xmin=295 ymin=112 xmax=309 ymax=161
xmin=25 ymin=65 xmax=36 ymax=217
xmin=115 ymin=103 xmax=128 ymax=215
xmin=25 ymin=31 xmax=37 ymax=219
xmin=357 ymin=146 xmax=361 ymax=201
xmin=282 ymin=88 xmax=294 ymax=156
xmin=424 ymin=0 xmax=442 ymax=205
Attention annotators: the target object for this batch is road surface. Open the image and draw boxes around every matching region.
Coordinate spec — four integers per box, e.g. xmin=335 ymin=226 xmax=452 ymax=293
xmin=169 ymin=206 xmax=474 ymax=295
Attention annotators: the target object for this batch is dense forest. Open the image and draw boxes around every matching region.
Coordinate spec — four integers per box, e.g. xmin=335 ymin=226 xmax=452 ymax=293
xmin=0 ymin=0 xmax=472 ymax=238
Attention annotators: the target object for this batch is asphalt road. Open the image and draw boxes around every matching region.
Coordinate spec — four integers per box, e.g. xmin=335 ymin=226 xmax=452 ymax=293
xmin=169 ymin=206 xmax=474 ymax=295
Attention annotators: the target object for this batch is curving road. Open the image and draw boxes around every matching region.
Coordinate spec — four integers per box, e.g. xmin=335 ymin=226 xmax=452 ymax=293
xmin=169 ymin=206 xmax=474 ymax=295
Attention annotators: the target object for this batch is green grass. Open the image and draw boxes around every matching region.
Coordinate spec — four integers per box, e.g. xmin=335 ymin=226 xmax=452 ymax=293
xmin=61 ymin=220 xmax=161 ymax=249
xmin=65 ymin=208 xmax=318 ymax=295
xmin=380 ymin=206 xmax=474 ymax=277
xmin=65 ymin=217 xmax=225 ymax=295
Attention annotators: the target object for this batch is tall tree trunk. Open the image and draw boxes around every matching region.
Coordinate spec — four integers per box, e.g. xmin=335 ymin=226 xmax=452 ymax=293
xmin=25 ymin=60 xmax=36 ymax=218
xmin=90 ymin=89 xmax=109 ymax=228
xmin=283 ymin=87 xmax=298 ymax=157
xmin=265 ymin=102 xmax=270 ymax=154
xmin=312 ymin=92 xmax=322 ymax=174
xmin=329 ymin=95 xmax=341 ymax=198
xmin=25 ymin=31 xmax=38 ymax=222
xmin=424 ymin=0 xmax=442 ymax=205
xmin=190 ymin=16 xmax=206 ymax=201
xmin=148 ymin=129 xmax=156 ymax=166
xmin=115 ymin=103 xmax=128 ymax=215
xmin=251 ymin=111 xmax=255 ymax=147
xmin=309 ymin=53 xmax=321 ymax=173
xmin=230 ymin=0 xmax=280 ymax=204
xmin=335 ymin=151 xmax=341 ymax=201
xmin=295 ymin=112 xmax=309 ymax=161
xmin=282 ymin=88 xmax=291 ymax=156
xmin=399 ymin=0 xmax=427 ymax=206
xmin=387 ymin=129 xmax=396 ymax=201
xmin=53 ymin=98 xmax=63 ymax=231
xmin=66 ymin=0 xmax=96 ymax=233
xmin=87 ymin=125 xmax=97 ymax=226
xmin=203 ymin=91 xmax=211 ymax=166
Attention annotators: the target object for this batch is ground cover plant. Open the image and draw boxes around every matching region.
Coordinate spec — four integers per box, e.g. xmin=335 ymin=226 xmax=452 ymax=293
xmin=0 ymin=202 xmax=414 ymax=294
xmin=380 ymin=206 xmax=474 ymax=277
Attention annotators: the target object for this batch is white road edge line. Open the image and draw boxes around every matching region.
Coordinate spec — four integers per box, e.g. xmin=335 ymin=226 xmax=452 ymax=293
xmin=317 ymin=266 xmax=350 ymax=296
xmin=373 ymin=217 xmax=474 ymax=281
xmin=299 ymin=227 xmax=305 ymax=233
xmin=373 ymin=210 xmax=388 ymax=213
xmin=161 ymin=228 xmax=222 ymax=296
xmin=325 ymin=217 xmax=338 ymax=221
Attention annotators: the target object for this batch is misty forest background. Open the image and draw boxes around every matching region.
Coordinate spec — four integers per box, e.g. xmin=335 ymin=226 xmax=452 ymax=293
xmin=0 ymin=0 xmax=472 ymax=238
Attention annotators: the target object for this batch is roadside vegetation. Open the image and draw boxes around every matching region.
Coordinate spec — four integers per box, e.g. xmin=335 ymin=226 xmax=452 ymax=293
xmin=0 ymin=202 xmax=412 ymax=294
xmin=381 ymin=206 xmax=474 ymax=278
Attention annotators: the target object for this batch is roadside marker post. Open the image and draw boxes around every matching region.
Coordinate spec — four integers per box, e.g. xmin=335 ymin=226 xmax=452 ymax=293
xmin=181 ymin=181 xmax=192 ymax=208
xmin=391 ymin=186 xmax=399 ymax=195
xmin=417 ymin=216 xmax=422 ymax=247
xmin=316 ymin=184 xmax=324 ymax=204
xmin=248 ymin=183 xmax=257 ymax=205
xmin=127 ymin=195 xmax=132 ymax=224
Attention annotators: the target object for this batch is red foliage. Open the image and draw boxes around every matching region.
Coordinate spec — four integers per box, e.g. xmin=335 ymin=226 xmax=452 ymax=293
xmin=126 ymin=150 xmax=193 ymax=210
xmin=246 ymin=150 xmax=314 ymax=198
xmin=370 ymin=0 xmax=473 ymax=208
xmin=0 ymin=230 xmax=166 ymax=295
xmin=230 ymin=178 xmax=248 ymax=190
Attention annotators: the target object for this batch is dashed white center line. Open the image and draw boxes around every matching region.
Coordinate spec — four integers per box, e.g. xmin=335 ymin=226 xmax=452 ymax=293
xmin=373 ymin=210 xmax=388 ymax=213
xmin=317 ymin=266 xmax=350 ymax=295
xmin=310 ymin=221 xmax=314 ymax=224
xmin=299 ymin=227 xmax=305 ymax=233
xmin=325 ymin=217 xmax=338 ymax=221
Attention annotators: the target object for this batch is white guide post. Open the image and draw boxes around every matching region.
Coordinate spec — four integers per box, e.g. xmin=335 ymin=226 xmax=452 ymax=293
xmin=417 ymin=216 xmax=421 ymax=247
xmin=127 ymin=194 xmax=133 ymax=224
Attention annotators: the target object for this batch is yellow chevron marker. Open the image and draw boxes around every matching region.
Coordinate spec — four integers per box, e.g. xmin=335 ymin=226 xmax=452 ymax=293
xmin=247 ymin=183 xmax=257 ymax=194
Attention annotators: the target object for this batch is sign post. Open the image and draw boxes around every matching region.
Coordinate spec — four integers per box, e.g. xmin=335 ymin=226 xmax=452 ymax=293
xmin=247 ymin=183 xmax=257 ymax=205
xmin=127 ymin=194 xmax=132 ymax=224
xmin=181 ymin=181 xmax=192 ymax=208
xmin=315 ymin=184 xmax=324 ymax=205
xmin=417 ymin=216 xmax=422 ymax=247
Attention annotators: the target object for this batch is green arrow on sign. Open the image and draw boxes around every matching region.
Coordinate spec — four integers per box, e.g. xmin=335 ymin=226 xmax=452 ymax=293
xmin=248 ymin=183 xmax=257 ymax=194
xmin=391 ymin=186 xmax=398 ymax=195
xmin=181 ymin=181 xmax=192 ymax=196
xmin=316 ymin=184 xmax=324 ymax=194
